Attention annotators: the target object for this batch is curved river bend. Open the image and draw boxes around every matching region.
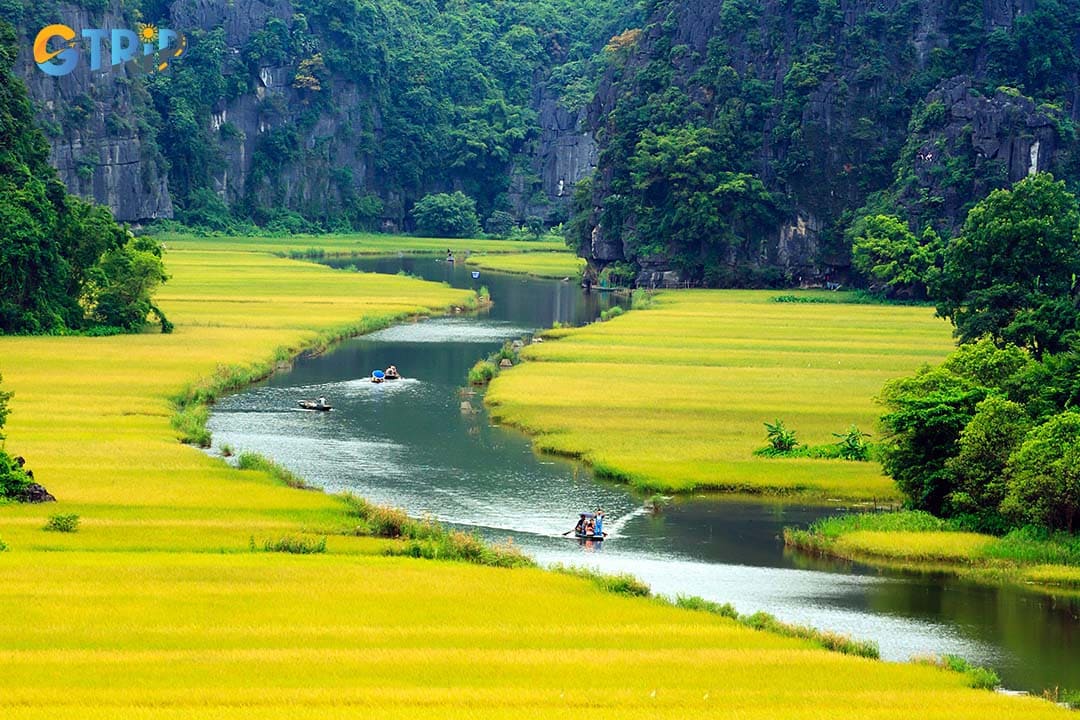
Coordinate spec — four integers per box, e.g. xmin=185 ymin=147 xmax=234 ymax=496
xmin=208 ymin=256 xmax=1079 ymax=695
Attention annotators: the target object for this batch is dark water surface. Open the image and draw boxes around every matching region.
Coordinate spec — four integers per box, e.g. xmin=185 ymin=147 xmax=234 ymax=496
xmin=208 ymin=256 xmax=1079 ymax=695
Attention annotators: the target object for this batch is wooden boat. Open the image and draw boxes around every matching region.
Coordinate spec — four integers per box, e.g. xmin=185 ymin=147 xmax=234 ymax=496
xmin=297 ymin=400 xmax=332 ymax=412
xmin=384 ymin=368 xmax=401 ymax=380
xmin=575 ymin=533 xmax=606 ymax=541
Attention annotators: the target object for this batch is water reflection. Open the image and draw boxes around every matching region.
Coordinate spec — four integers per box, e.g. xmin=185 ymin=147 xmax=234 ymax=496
xmin=208 ymin=258 xmax=1079 ymax=694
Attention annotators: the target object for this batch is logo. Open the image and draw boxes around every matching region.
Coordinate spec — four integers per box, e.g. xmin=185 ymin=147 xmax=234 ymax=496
xmin=34 ymin=23 xmax=186 ymax=77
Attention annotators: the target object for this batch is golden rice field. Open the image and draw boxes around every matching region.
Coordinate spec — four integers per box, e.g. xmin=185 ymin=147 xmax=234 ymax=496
xmin=0 ymin=551 xmax=1069 ymax=720
xmin=0 ymin=242 xmax=1069 ymax=717
xmin=158 ymin=231 xmax=567 ymax=256
xmin=466 ymin=251 xmax=586 ymax=278
xmin=486 ymin=290 xmax=956 ymax=499
xmin=833 ymin=531 xmax=996 ymax=563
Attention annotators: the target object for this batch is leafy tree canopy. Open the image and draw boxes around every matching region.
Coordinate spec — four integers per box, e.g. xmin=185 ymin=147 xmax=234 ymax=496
xmin=936 ymin=173 xmax=1080 ymax=357
xmin=412 ymin=192 xmax=481 ymax=238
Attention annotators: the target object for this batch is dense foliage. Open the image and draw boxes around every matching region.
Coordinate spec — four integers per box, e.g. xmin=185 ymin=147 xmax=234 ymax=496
xmin=935 ymin=174 xmax=1080 ymax=357
xmin=879 ymin=339 xmax=1080 ymax=533
xmin=0 ymin=20 xmax=168 ymax=334
xmin=0 ymin=373 xmax=30 ymax=501
xmin=131 ymin=0 xmax=644 ymax=231
xmin=411 ymin=192 xmax=481 ymax=239
xmin=576 ymin=0 xmax=1080 ymax=285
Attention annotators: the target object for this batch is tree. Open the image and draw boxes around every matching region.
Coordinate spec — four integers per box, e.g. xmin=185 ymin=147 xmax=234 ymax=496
xmin=627 ymin=126 xmax=778 ymax=283
xmin=1002 ymin=411 xmax=1080 ymax=532
xmin=484 ymin=210 xmax=515 ymax=238
xmin=946 ymin=396 xmax=1031 ymax=529
xmin=525 ymin=215 xmax=544 ymax=239
xmin=85 ymin=239 xmax=169 ymax=331
xmin=850 ymin=215 xmax=941 ymax=298
xmin=0 ymin=19 xmax=166 ymax=335
xmin=878 ymin=366 xmax=987 ymax=515
xmin=0 ymin=372 xmax=11 ymax=441
xmin=411 ymin=192 xmax=481 ymax=238
xmin=936 ymin=173 xmax=1080 ymax=357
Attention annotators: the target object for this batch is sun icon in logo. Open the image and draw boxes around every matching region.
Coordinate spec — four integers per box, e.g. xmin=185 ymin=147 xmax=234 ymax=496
xmin=138 ymin=23 xmax=159 ymax=45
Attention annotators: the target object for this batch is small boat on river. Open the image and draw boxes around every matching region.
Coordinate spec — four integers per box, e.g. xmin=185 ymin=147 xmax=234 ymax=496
xmin=384 ymin=366 xmax=401 ymax=380
xmin=570 ymin=511 xmax=607 ymax=541
xmin=298 ymin=399 xmax=332 ymax=412
xmin=372 ymin=369 xmax=386 ymax=384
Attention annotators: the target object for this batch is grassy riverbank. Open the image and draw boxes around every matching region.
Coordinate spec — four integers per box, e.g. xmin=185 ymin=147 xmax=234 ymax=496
xmin=0 ymin=245 xmax=1070 ymax=717
xmin=486 ymin=290 xmax=955 ymax=500
xmin=785 ymin=512 xmax=1080 ymax=592
xmin=465 ymin=251 xmax=586 ymax=278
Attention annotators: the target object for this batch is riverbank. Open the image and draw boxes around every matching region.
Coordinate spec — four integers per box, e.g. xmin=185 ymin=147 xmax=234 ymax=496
xmin=465 ymin=251 xmax=586 ymax=278
xmin=485 ymin=290 xmax=955 ymax=500
xmin=0 ymin=245 xmax=1070 ymax=717
xmin=784 ymin=511 xmax=1080 ymax=594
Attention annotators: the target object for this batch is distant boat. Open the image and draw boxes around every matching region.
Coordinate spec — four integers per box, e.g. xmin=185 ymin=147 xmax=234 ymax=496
xmin=384 ymin=367 xmax=401 ymax=380
xmin=298 ymin=400 xmax=332 ymax=412
xmin=372 ymin=369 xmax=386 ymax=384
xmin=471 ymin=271 xmax=481 ymax=279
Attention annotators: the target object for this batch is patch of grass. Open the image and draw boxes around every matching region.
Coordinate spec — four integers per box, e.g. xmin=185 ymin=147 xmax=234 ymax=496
xmin=43 ymin=514 xmax=80 ymax=533
xmin=256 ymin=534 xmax=327 ymax=554
xmin=340 ymin=494 xmax=535 ymax=569
xmin=741 ymin=610 xmax=880 ymax=659
xmin=486 ymin=290 xmax=954 ymax=499
xmin=550 ymin=564 xmax=652 ymax=597
xmin=785 ymin=512 xmax=1080 ymax=592
xmin=464 ymin=251 xmax=585 ymax=278
xmin=237 ymin=453 xmax=319 ymax=491
xmin=468 ymin=359 xmax=498 ymax=385
xmin=673 ymin=594 xmax=739 ymax=619
xmin=913 ymin=654 xmax=1001 ymax=690
xmin=599 ymin=305 xmax=625 ymax=321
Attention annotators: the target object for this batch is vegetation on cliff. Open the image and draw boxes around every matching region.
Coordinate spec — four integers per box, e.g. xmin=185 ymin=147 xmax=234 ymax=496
xmin=0 ymin=19 xmax=168 ymax=335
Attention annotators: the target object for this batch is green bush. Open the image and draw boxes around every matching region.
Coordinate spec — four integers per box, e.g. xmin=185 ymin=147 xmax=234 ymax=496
xmin=468 ymin=360 xmax=498 ymax=385
xmin=0 ymin=536 xmax=8 ymax=551
xmin=600 ymin=306 xmax=624 ymax=321
xmin=412 ymin=192 xmax=480 ymax=238
xmin=43 ymin=514 xmax=80 ymax=533
xmin=764 ymin=419 xmax=798 ymax=453
xmin=258 ymin=535 xmax=327 ymax=554
xmin=833 ymin=425 xmax=871 ymax=461
xmin=237 ymin=453 xmax=318 ymax=490
xmin=550 ymin=564 xmax=652 ymax=597
xmin=170 ymin=404 xmax=211 ymax=447
xmin=0 ymin=450 xmax=31 ymax=501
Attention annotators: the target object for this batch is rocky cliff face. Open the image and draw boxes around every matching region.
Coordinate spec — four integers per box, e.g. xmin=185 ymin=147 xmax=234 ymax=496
xmin=15 ymin=3 xmax=173 ymax=223
xmin=579 ymin=0 xmax=1080 ymax=284
xmin=14 ymin=0 xmax=600 ymax=227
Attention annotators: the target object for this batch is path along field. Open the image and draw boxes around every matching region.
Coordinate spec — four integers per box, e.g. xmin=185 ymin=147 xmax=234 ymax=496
xmin=0 ymin=238 xmax=1067 ymax=717
xmin=486 ymin=290 xmax=956 ymax=500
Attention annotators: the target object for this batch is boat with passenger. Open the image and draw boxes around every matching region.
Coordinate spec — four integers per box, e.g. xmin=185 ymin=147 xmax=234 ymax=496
xmin=570 ymin=511 xmax=606 ymax=541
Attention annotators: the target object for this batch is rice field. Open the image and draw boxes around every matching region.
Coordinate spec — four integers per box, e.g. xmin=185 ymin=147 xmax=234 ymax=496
xmin=0 ymin=551 xmax=1069 ymax=719
xmin=157 ymin=231 xmax=568 ymax=257
xmin=486 ymin=290 xmax=956 ymax=499
xmin=784 ymin=512 xmax=1080 ymax=591
xmin=465 ymin=251 xmax=586 ymax=278
xmin=0 ymin=245 xmax=1069 ymax=717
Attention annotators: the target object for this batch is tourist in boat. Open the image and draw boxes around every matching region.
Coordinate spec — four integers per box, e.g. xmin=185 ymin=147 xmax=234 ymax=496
xmin=593 ymin=510 xmax=604 ymax=536
xmin=318 ymin=396 xmax=327 ymax=407
xmin=385 ymin=365 xmax=400 ymax=379
xmin=446 ymin=249 xmax=455 ymax=262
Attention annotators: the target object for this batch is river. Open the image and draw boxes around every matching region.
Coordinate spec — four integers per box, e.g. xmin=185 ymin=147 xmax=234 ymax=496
xmin=207 ymin=255 xmax=1079 ymax=695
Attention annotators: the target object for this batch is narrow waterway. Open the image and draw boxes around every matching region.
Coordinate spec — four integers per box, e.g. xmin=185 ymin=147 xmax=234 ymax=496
xmin=208 ymin=256 xmax=1079 ymax=695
